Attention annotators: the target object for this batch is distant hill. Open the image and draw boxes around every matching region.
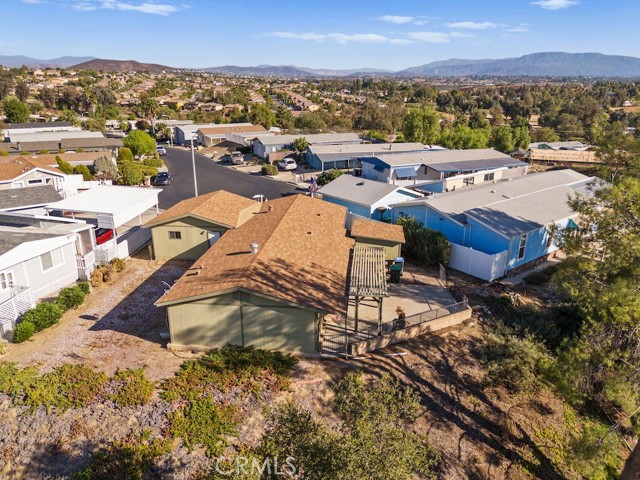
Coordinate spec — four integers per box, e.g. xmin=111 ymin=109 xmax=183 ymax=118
xmin=202 ymin=65 xmax=392 ymax=77
xmin=71 ymin=58 xmax=174 ymax=73
xmin=0 ymin=55 xmax=96 ymax=68
xmin=397 ymin=52 xmax=640 ymax=77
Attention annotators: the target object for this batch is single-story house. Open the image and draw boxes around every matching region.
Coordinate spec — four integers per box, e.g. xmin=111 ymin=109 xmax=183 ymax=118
xmin=174 ymin=123 xmax=253 ymax=146
xmin=361 ymin=148 xmax=528 ymax=189
xmin=253 ymin=132 xmax=362 ymax=160
xmin=350 ymin=219 xmax=405 ymax=261
xmin=0 ymin=211 xmax=96 ymax=336
xmin=196 ymin=124 xmax=267 ymax=147
xmin=305 ymin=142 xmax=428 ymax=172
xmin=145 ymin=190 xmax=261 ymax=261
xmin=390 ymin=169 xmax=597 ymax=281
xmin=318 ymin=174 xmax=422 ymax=221
xmin=1 ymin=121 xmax=79 ymax=141
xmin=3 ymin=130 xmax=122 ymax=155
xmin=156 ymin=194 xmax=355 ymax=353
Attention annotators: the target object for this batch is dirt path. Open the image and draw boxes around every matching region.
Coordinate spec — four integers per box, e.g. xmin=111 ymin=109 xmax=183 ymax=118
xmin=3 ymin=254 xmax=189 ymax=381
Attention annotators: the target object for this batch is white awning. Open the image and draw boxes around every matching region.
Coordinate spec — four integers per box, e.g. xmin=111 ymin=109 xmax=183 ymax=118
xmin=45 ymin=186 xmax=161 ymax=229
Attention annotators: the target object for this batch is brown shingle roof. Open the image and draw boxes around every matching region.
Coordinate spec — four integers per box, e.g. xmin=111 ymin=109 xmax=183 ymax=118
xmin=350 ymin=219 xmax=406 ymax=244
xmin=0 ymin=156 xmax=64 ymax=181
xmin=145 ymin=190 xmax=261 ymax=229
xmin=156 ymin=194 xmax=354 ymax=314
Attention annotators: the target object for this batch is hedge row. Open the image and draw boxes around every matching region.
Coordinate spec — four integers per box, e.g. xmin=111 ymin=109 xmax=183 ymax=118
xmin=13 ymin=282 xmax=90 ymax=343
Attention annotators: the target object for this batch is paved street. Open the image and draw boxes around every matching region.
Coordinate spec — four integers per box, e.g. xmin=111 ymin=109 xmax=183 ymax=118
xmin=157 ymin=146 xmax=300 ymax=209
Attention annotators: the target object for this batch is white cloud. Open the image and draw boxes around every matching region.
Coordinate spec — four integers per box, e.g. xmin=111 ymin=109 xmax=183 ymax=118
xmin=377 ymin=15 xmax=414 ymax=24
xmin=99 ymin=1 xmax=180 ymax=15
xmin=389 ymin=38 xmax=415 ymax=45
xmin=22 ymin=0 xmax=43 ymax=4
xmin=271 ymin=32 xmax=389 ymax=44
xmin=71 ymin=2 xmax=97 ymax=10
xmin=531 ymin=0 xmax=579 ymax=9
xmin=445 ymin=21 xmax=497 ymax=30
xmin=449 ymin=31 xmax=474 ymax=38
xmin=407 ymin=31 xmax=450 ymax=43
xmin=506 ymin=26 xmax=529 ymax=33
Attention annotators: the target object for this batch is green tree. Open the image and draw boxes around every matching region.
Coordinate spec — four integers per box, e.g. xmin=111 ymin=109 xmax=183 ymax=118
xmin=118 ymin=162 xmax=144 ymax=186
xmin=490 ymin=125 xmax=516 ymax=153
xmin=402 ymin=105 xmax=440 ymax=145
xmin=395 ymin=216 xmax=451 ymax=267
xmin=73 ymin=164 xmax=93 ymax=181
xmin=117 ymin=147 xmax=134 ymax=163
xmin=438 ymin=125 xmax=490 ymax=149
xmin=292 ymin=137 xmax=309 ymax=154
xmin=530 ymin=126 xmax=560 ymax=143
xmin=0 ymin=71 xmax=15 ymax=100
xmin=56 ymin=156 xmax=74 ymax=175
xmin=15 ymin=81 xmax=29 ymax=102
xmin=294 ymin=113 xmax=327 ymax=133
xmin=123 ymin=130 xmax=156 ymax=158
xmin=513 ymin=126 xmax=531 ymax=150
xmin=3 ymin=97 xmax=30 ymax=123
xmin=94 ymin=156 xmax=118 ymax=179
xmin=248 ymin=104 xmax=276 ymax=129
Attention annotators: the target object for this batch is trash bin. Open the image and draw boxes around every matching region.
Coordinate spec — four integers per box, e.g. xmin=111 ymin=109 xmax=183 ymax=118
xmin=390 ymin=264 xmax=402 ymax=283
xmin=394 ymin=257 xmax=405 ymax=273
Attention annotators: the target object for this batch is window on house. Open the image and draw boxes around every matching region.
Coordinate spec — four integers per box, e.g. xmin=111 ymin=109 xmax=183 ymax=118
xmin=40 ymin=248 xmax=63 ymax=271
xmin=28 ymin=179 xmax=44 ymax=185
xmin=168 ymin=231 xmax=182 ymax=240
xmin=463 ymin=177 xmax=475 ymax=185
xmin=0 ymin=272 xmax=14 ymax=290
xmin=484 ymin=172 xmax=495 ymax=181
xmin=517 ymin=234 xmax=528 ymax=260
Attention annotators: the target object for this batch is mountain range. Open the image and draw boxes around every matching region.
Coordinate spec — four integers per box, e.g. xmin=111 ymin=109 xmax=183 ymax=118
xmin=1 ymin=52 xmax=640 ymax=78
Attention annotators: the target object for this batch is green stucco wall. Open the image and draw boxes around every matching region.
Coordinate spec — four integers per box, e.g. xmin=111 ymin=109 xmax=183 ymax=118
xmin=166 ymin=291 xmax=319 ymax=352
xmin=150 ymin=216 xmax=228 ymax=261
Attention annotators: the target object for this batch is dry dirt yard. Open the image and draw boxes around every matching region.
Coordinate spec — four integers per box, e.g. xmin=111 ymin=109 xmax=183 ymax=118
xmin=3 ymin=252 xmax=190 ymax=381
xmin=0 ymin=256 xmax=571 ymax=479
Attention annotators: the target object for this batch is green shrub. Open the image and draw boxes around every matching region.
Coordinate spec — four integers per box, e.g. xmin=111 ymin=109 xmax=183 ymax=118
xmin=72 ymin=430 xmax=171 ymax=480
xmin=111 ymin=368 xmax=154 ymax=407
xmin=77 ymin=282 xmax=91 ymax=295
xmin=395 ymin=215 xmax=452 ymax=267
xmin=524 ymin=271 xmax=549 ymax=285
xmin=169 ymin=398 xmax=238 ymax=456
xmin=56 ymin=286 xmax=86 ymax=312
xmin=142 ymin=157 xmax=163 ymax=168
xmin=22 ymin=302 xmax=63 ymax=332
xmin=13 ymin=321 xmax=35 ymax=343
xmin=261 ymin=164 xmax=278 ymax=176
xmin=0 ymin=149 xmax=8 ymax=156
xmin=117 ymin=147 xmax=134 ymax=163
xmin=316 ymin=168 xmax=342 ymax=186
xmin=56 ymin=364 xmax=108 ymax=408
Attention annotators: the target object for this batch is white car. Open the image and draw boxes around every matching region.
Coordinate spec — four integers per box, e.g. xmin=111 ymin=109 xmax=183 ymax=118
xmin=156 ymin=146 xmax=167 ymax=156
xmin=278 ymin=158 xmax=297 ymax=171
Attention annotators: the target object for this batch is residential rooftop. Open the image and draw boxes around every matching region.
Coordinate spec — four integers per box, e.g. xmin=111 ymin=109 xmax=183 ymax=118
xmin=0 ymin=185 xmax=63 ymax=210
xmin=145 ymin=190 xmax=261 ymax=229
xmin=351 ymin=218 xmax=406 ymax=244
xmin=157 ymin=194 xmax=355 ymax=315
xmin=366 ymin=148 xmax=522 ymax=171
xmin=255 ymin=132 xmax=361 ymax=147
xmin=318 ymin=174 xmax=417 ymax=206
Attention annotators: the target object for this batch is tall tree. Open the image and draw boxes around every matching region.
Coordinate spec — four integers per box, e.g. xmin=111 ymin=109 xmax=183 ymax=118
xmin=402 ymin=105 xmax=440 ymax=145
xmin=3 ymin=97 xmax=30 ymax=123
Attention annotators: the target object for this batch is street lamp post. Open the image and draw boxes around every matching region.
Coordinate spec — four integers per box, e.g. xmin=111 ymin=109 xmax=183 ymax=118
xmin=191 ymin=134 xmax=198 ymax=197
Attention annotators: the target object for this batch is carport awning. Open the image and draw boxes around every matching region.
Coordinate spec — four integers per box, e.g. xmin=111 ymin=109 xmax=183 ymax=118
xmin=394 ymin=166 xmax=417 ymax=178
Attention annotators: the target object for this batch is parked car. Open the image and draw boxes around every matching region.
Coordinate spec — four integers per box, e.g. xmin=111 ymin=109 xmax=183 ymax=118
xmin=231 ymin=152 xmax=244 ymax=165
xmin=94 ymin=227 xmax=114 ymax=246
xmin=278 ymin=158 xmax=297 ymax=171
xmin=153 ymin=171 xmax=172 ymax=186
xmin=156 ymin=146 xmax=167 ymax=156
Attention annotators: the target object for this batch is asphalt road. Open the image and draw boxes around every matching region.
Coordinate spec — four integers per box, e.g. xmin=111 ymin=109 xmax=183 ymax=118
xmin=157 ymin=146 xmax=300 ymax=210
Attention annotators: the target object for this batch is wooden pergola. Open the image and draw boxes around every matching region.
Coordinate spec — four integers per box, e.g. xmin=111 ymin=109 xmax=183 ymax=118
xmin=348 ymin=245 xmax=388 ymax=336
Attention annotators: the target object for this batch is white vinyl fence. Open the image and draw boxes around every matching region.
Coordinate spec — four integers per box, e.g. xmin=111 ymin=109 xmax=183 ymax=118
xmin=448 ymin=243 xmax=508 ymax=282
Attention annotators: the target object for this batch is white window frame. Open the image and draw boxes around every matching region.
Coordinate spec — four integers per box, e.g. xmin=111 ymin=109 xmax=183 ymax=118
xmin=168 ymin=231 xmax=182 ymax=240
xmin=0 ymin=272 xmax=14 ymax=290
xmin=28 ymin=178 xmax=45 ymax=185
xmin=11 ymin=181 xmax=24 ymax=189
xmin=40 ymin=248 xmax=64 ymax=272
xmin=517 ymin=234 xmax=528 ymax=260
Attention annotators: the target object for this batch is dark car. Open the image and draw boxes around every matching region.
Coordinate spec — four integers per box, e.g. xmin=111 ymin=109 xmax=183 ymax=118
xmin=153 ymin=172 xmax=172 ymax=186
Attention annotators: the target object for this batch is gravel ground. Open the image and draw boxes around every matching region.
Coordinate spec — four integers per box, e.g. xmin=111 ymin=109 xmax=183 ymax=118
xmin=3 ymin=252 xmax=190 ymax=381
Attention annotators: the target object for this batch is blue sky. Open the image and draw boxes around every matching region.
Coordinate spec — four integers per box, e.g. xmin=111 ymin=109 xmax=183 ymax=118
xmin=2 ymin=0 xmax=639 ymax=70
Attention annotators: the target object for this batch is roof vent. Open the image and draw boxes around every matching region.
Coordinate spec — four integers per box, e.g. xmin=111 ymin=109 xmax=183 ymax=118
xmin=356 ymin=181 xmax=365 ymax=186
xmin=250 ymin=243 xmax=259 ymax=254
